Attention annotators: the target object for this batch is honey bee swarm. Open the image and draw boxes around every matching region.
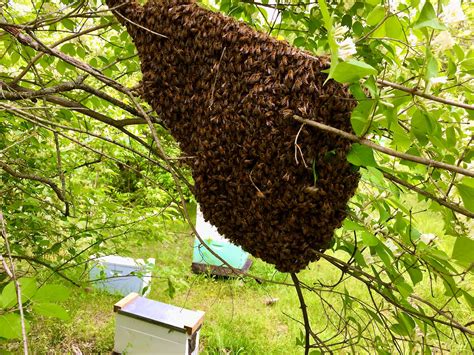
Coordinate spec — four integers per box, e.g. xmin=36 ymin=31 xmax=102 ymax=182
xmin=107 ymin=0 xmax=360 ymax=273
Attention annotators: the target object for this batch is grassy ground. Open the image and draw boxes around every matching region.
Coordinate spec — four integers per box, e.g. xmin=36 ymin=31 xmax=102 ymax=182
xmin=9 ymin=217 xmax=308 ymax=354
xmin=2 ymin=209 xmax=473 ymax=354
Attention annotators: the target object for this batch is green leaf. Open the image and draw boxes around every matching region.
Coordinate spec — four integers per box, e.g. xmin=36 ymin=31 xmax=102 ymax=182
xmin=33 ymin=284 xmax=71 ymax=303
xmin=398 ymin=312 xmax=415 ymax=334
xmin=462 ymin=290 xmax=474 ymax=310
xmin=395 ymin=279 xmax=413 ymax=299
xmin=384 ymin=17 xmax=404 ymax=40
xmin=460 ymin=58 xmax=474 ymax=72
xmin=56 ymin=61 xmax=67 ymax=75
xmin=2 ymin=278 xmax=37 ymax=308
xmin=374 ymin=243 xmax=392 ymax=268
xmin=167 ymin=277 xmax=176 ymax=298
xmin=456 ymin=178 xmax=474 ymax=213
xmin=331 ymin=60 xmax=377 ymax=83
xmin=362 ymin=231 xmax=379 ymax=246
xmin=0 ymin=313 xmax=29 ymax=339
xmin=445 ymin=126 xmax=456 ymax=147
xmin=343 ymin=219 xmax=366 ymax=231
xmin=293 ymin=37 xmax=306 ymax=48
xmin=350 ymin=100 xmax=375 ymax=136
xmin=413 ymin=1 xmax=446 ymax=30
xmin=61 ymin=18 xmax=75 ymax=31
xmin=363 ymin=166 xmax=385 ymax=187
xmin=32 ymin=302 xmax=70 ymax=320
xmin=352 ymin=22 xmax=364 ymax=36
xmin=407 ymin=264 xmax=423 ymax=285
xmin=366 ymin=6 xmax=385 ymax=26
xmin=60 ymin=43 xmax=76 ymax=56
xmin=424 ymin=51 xmax=438 ymax=82
xmin=452 ymin=235 xmax=474 ymax=265
xmin=391 ymin=123 xmax=412 ymax=151
xmin=411 ymin=109 xmax=432 ymax=145
xmin=347 ymin=144 xmax=378 ymax=167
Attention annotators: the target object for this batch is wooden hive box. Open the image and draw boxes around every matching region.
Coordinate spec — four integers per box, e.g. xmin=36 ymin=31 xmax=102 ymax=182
xmin=113 ymin=293 xmax=205 ymax=354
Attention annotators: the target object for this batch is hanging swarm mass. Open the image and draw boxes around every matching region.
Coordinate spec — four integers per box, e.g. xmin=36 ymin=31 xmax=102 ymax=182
xmin=107 ymin=0 xmax=360 ymax=272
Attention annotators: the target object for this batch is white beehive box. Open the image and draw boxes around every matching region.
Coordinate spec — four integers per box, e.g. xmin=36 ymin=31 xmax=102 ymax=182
xmin=113 ymin=293 xmax=205 ymax=355
xmin=89 ymin=255 xmax=154 ymax=296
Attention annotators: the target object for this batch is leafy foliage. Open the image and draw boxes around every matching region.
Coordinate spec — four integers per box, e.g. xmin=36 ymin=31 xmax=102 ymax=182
xmin=0 ymin=0 xmax=473 ymax=353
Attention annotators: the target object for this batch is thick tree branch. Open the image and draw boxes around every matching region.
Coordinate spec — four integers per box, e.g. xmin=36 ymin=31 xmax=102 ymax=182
xmin=0 ymin=78 xmax=84 ymax=100
xmin=294 ymin=116 xmax=474 ymax=178
xmin=0 ymin=80 xmax=146 ymax=127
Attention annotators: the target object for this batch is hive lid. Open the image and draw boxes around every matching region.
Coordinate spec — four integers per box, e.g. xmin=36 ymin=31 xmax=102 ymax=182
xmin=114 ymin=293 xmax=205 ymax=335
xmin=93 ymin=255 xmax=155 ymax=268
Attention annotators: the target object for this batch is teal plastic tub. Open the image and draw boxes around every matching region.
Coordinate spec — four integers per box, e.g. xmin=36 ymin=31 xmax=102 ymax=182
xmin=192 ymin=238 xmax=249 ymax=269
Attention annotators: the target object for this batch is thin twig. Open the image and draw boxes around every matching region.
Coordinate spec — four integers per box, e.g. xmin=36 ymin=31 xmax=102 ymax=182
xmin=377 ymin=79 xmax=474 ymax=111
xmin=111 ymin=10 xmax=168 ymax=39
xmin=445 ymin=136 xmax=474 ymax=198
xmin=0 ymin=211 xmax=29 ymax=355
xmin=53 ymin=127 xmax=69 ymax=217
xmin=382 ymin=171 xmax=474 ymax=218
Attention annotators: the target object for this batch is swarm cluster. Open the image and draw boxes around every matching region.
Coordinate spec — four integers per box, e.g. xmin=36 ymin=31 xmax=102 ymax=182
xmin=107 ymin=0 xmax=360 ymax=272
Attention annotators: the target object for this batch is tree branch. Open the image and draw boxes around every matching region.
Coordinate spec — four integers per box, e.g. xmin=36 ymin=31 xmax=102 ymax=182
xmin=76 ymin=82 xmax=163 ymax=126
xmin=0 ymin=161 xmax=68 ymax=212
xmin=0 ymin=80 xmax=146 ymax=127
xmin=377 ymin=79 xmax=474 ymax=111
xmin=294 ymin=115 xmax=474 ymax=178
xmin=53 ymin=132 xmax=70 ymax=217
xmin=4 ymin=254 xmax=80 ymax=287
xmin=314 ymin=251 xmax=474 ymax=336
xmin=291 ymin=272 xmax=311 ymax=355
xmin=0 ymin=103 xmax=174 ymax=177
xmin=0 ymin=77 xmax=84 ymax=100
xmin=0 ymin=211 xmax=29 ymax=355
xmin=382 ymin=171 xmax=474 ymax=218
xmin=10 ymin=23 xmax=113 ymax=85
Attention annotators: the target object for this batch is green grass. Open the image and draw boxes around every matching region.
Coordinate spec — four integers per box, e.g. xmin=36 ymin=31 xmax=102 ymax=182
xmin=2 ymin=212 xmax=473 ymax=354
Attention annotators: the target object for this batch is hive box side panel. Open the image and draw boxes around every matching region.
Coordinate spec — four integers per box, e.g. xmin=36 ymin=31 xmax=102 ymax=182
xmin=192 ymin=238 xmax=249 ymax=269
xmin=89 ymin=257 xmax=153 ymax=296
xmin=114 ymin=314 xmax=187 ymax=354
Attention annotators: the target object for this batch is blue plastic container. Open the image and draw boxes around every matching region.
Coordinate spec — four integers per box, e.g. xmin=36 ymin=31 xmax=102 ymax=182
xmin=193 ymin=238 xmax=249 ymax=269
xmin=192 ymin=205 xmax=251 ymax=273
